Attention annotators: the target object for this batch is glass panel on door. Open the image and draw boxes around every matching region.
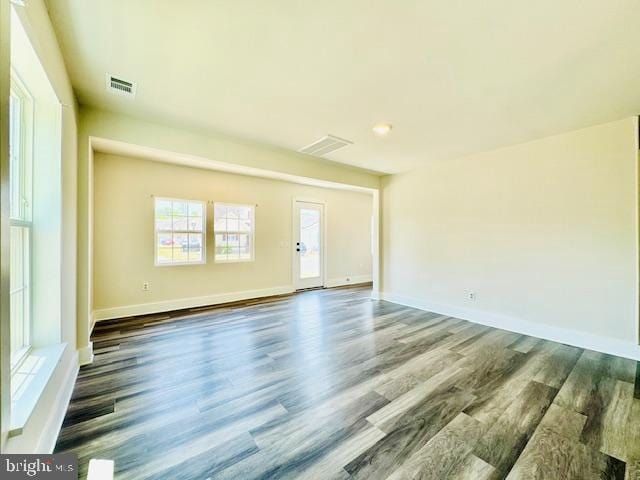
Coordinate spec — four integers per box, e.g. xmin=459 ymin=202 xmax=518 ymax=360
xmin=299 ymin=208 xmax=320 ymax=279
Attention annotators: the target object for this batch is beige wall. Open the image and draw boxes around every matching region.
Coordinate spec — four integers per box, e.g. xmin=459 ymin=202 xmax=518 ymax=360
xmin=77 ymin=107 xmax=381 ymax=357
xmin=93 ymin=153 xmax=373 ymax=316
xmin=382 ymin=118 xmax=639 ymax=351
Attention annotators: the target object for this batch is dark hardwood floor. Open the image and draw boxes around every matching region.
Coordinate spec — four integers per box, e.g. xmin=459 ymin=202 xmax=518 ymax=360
xmin=56 ymin=285 xmax=640 ymax=479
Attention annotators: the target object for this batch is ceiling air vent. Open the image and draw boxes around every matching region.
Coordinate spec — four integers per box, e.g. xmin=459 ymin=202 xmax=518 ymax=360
xmin=299 ymin=135 xmax=353 ymax=157
xmin=106 ymin=74 xmax=136 ymax=98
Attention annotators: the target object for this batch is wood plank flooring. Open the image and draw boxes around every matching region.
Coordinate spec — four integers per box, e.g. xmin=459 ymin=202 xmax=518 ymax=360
xmin=55 ymin=285 xmax=640 ymax=479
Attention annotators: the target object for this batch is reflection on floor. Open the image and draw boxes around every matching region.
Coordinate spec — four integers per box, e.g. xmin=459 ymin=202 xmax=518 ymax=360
xmin=56 ymin=284 xmax=639 ymax=479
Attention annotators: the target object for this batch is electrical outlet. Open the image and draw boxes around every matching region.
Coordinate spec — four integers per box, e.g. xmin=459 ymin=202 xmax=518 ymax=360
xmin=143 ymin=282 xmax=150 ymax=291
xmin=468 ymin=292 xmax=476 ymax=300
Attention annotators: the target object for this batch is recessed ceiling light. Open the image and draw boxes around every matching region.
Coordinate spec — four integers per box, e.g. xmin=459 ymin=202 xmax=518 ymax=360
xmin=372 ymin=123 xmax=392 ymax=136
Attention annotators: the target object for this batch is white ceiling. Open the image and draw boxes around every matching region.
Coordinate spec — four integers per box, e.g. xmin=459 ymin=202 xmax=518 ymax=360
xmin=45 ymin=0 xmax=640 ymax=174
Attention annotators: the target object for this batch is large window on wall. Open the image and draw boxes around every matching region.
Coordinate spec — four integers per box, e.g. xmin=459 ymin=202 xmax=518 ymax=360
xmin=214 ymin=203 xmax=255 ymax=263
xmin=9 ymin=76 xmax=33 ymax=369
xmin=8 ymin=4 xmax=64 ymax=435
xmin=155 ymin=197 xmax=206 ymax=265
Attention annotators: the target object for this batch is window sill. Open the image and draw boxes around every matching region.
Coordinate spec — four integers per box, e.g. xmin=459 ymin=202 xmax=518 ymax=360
xmin=214 ymin=258 xmax=255 ymax=264
xmin=9 ymin=343 xmax=67 ymax=437
xmin=154 ymin=260 xmax=206 ymax=267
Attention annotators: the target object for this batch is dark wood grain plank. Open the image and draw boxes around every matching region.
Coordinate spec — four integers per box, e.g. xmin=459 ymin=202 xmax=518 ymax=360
xmin=53 ymin=285 xmax=640 ymax=480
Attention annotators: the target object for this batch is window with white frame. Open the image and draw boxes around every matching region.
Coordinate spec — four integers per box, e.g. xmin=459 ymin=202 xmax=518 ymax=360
xmin=214 ymin=203 xmax=255 ymax=262
xmin=9 ymin=76 xmax=33 ymax=368
xmin=155 ymin=198 xmax=206 ymax=265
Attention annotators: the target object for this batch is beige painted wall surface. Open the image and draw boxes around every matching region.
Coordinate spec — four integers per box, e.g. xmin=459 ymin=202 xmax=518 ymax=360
xmin=93 ymin=153 xmax=373 ymax=312
xmin=382 ymin=117 xmax=638 ymax=343
xmin=76 ymin=107 xmax=380 ymax=355
xmin=81 ymin=107 xmax=382 ymax=189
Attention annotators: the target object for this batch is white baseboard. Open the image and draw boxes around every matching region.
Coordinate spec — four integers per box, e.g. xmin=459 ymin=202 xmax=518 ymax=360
xmin=93 ymin=285 xmax=295 ymax=322
xmin=37 ymin=350 xmax=79 ymax=453
xmin=325 ymin=275 xmax=373 ymax=288
xmin=380 ymin=292 xmax=640 ymax=361
xmin=78 ymin=342 xmax=94 ymax=366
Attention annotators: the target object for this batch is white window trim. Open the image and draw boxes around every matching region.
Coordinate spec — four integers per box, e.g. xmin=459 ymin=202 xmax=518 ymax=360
xmin=154 ymin=196 xmax=207 ymax=267
xmin=9 ymin=343 xmax=67 ymax=437
xmin=9 ymin=221 xmax=32 ymax=371
xmin=214 ymin=202 xmax=256 ymax=264
xmin=9 ymin=71 xmax=33 ymax=223
xmin=9 ymin=71 xmax=34 ymax=372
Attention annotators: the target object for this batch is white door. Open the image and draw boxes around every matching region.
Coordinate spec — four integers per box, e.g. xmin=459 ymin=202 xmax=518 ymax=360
xmin=294 ymin=201 xmax=324 ymax=289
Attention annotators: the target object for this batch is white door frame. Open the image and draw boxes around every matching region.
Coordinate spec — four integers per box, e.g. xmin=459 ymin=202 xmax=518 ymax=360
xmin=292 ymin=197 xmax=327 ymax=290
